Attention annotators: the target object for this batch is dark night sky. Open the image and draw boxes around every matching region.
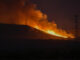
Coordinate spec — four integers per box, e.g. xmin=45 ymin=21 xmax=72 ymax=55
xmin=30 ymin=0 xmax=80 ymax=31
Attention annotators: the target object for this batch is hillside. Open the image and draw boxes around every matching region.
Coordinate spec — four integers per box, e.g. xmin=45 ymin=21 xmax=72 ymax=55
xmin=0 ymin=23 xmax=80 ymax=59
xmin=0 ymin=23 xmax=63 ymax=40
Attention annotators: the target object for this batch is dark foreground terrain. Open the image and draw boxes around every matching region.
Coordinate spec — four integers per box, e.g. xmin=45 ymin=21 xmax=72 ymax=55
xmin=0 ymin=39 xmax=80 ymax=60
xmin=0 ymin=24 xmax=80 ymax=60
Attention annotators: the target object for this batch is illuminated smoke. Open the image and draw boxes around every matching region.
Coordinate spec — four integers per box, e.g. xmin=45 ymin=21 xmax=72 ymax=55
xmin=0 ymin=0 xmax=75 ymax=38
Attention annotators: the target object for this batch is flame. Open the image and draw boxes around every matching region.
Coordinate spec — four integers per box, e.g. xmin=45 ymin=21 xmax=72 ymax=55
xmin=25 ymin=9 xmax=75 ymax=39
xmin=0 ymin=0 xmax=75 ymax=39
xmin=29 ymin=24 xmax=74 ymax=39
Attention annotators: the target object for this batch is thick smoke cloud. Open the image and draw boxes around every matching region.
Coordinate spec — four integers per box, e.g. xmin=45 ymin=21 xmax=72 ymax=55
xmin=0 ymin=0 xmax=26 ymax=24
xmin=0 ymin=0 xmax=74 ymax=38
xmin=0 ymin=0 xmax=55 ymax=30
xmin=0 ymin=0 xmax=48 ymax=25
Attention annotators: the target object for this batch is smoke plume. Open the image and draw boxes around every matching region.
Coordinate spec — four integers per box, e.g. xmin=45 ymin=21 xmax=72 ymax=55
xmin=0 ymin=0 xmax=48 ymax=25
xmin=0 ymin=0 xmax=74 ymax=38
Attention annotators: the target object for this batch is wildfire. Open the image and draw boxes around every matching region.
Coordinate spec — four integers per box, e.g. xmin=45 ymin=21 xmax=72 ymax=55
xmin=0 ymin=0 xmax=75 ymax=39
xmin=29 ymin=23 xmax=74 ymax=39
xmin=26 ymin=9 xmax=75 ymax=39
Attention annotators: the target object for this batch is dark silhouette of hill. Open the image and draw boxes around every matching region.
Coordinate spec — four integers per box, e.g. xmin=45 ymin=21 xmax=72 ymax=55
xmin=0 ymin=23 xmax=80 ymax=59
xmin=0 ymin=23 xmax=63 ymax=40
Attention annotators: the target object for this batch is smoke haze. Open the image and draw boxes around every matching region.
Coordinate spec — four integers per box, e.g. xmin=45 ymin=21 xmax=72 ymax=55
xmin=0 ymin=0 xmax=74 ymax=38
xmin=0 ymin=0 xmax=48 ymax=25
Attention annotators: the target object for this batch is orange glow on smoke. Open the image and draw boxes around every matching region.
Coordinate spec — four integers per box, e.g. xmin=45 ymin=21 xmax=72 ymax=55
xmin=0 ymin=0 xmax=75 ymax=39
xmin=33 ymin=25 xmax=74 ymax=39
xmin=26 ymin=10 xmax=75 ymax=39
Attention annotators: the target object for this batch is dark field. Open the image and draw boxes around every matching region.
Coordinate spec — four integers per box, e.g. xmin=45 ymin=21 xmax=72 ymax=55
xmin=0 ymin=39 xmax=80 ymax=60
xmin=0 ymin=24 xmax=80 ymax=60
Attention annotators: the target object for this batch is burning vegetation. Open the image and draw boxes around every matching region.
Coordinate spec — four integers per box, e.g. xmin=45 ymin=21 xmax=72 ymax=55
xmin=0 ymin=0 xmax=75 ymax=39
